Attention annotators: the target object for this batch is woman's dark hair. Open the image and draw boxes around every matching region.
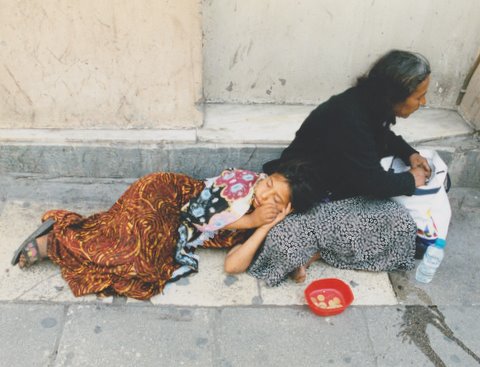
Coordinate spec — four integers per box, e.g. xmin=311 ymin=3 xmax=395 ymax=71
xmin=271 ymin=159 xmax=320 ymax=213
xmin=357 ymin=50 xmax=431 ymax=115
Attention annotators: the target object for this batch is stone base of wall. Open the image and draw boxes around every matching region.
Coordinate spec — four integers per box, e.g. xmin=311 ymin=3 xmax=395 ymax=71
xmin=1 ymin=136 xmax=479 ymax=189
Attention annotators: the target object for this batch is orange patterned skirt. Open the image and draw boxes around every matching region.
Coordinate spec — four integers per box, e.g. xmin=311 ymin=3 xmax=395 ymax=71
xmin=44 ymin=172 xmax=249 ymax=300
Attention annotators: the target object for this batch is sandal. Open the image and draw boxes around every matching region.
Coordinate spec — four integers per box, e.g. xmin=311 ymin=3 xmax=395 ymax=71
xmin=18 ymin=239 xmax=42 ymax=267
xmin=11 ymin=218 xmax=55 ymax=266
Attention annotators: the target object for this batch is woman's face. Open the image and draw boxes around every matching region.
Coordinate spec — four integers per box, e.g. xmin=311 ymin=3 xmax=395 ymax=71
xmin=253 ymin=174 xmax=291 ymax=211
xmin=393 ymin=76 xmax=430 ymax=118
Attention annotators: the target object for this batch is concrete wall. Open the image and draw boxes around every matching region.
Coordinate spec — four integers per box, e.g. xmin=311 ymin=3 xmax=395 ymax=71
xmin=460 ymin=63 xmax=480 ymax=130
xmin=203 ymin=0 xmax=480 ymax=108
xmin=0 ymin=0 xmax=202 ymax=129
xmin=1 ymin=0 xmax=479 ymax=131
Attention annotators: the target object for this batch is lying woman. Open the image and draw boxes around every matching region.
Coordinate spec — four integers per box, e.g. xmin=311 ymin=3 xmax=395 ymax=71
xmin=11 ymin=161 xmax=314 ymax=300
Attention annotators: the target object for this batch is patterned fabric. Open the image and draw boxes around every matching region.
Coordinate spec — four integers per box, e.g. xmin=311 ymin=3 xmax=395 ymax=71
xmin=248 ymin=197 xmax=417 ymax=286
xmin=45 ymin=172 xmax=250 ymax=300
xmin=174 ymin=169 xmax=262 ymax=271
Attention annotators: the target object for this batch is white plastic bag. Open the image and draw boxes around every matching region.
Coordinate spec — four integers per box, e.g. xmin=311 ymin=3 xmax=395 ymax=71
xmin=380 ymin=149 xmax=451 ymax=244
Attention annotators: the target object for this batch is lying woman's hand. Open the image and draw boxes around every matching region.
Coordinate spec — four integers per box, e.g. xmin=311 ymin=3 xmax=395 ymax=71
xmin=409 ymin=153 xmax=431 ymax=178
xmin=250 ymin=203 xmax=281 ymax=227
xmin=261 ymin=202 xmax=292 ymax=230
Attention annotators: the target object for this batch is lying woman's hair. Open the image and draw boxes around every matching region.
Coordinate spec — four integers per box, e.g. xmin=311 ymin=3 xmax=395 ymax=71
xmin=272 ymin=159 xmax=320 ymax=213
xmin=357 ymin=50 xmax=431 ymax=115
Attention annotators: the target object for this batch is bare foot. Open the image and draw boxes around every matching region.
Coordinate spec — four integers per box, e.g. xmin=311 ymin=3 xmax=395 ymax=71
xmin=290 ymin=252 xmax=321 ymax=283
xmin=18 ymin=234 xmax=49 ymax=269
xmin=291 ymin=265 xmax=307 ymax=283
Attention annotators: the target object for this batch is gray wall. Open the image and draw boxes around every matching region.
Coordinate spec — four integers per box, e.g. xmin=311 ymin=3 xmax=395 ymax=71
xmin=0 ymin=0 xmax=202 ymax=129
xmin=203 ymin=0 xmax=480 ymax=108
xmin=1 ymin=0 xmax=479 ymax=131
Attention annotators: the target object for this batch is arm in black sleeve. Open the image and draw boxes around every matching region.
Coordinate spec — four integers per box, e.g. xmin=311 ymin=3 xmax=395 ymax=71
xmin=383 ymin=129 xmax=418 ymax=164
xmin=341 ymin=124 xmax=416 ymax=198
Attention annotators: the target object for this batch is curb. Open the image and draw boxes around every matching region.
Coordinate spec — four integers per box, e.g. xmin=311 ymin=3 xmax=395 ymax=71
xmin=1 ymin=135 xmax=479 ymax=188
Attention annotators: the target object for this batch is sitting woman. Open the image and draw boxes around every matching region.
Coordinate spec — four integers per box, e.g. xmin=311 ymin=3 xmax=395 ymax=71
xmin=250 ymin=49 xmax=450 ymax=284
xmin=11 ymin=160 xmax=314 ymax=300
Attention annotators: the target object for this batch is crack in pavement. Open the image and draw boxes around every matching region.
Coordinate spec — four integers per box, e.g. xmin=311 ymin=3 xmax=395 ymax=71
xmin=14 ymin=271 xmax=60 ymax=300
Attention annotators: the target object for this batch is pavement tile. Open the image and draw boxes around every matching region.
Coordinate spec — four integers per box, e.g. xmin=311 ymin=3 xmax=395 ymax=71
xmin=0 ymin=201 xmax=104 ymax=303
xmin=55 ymin=305 xmax=214 ymax=367
xmin=364 ymin=306 xmax=480 ymax=367
xmin=215 ymin=306 xmax=375 ymax=367
xmin=3 ymin=187 xmax=479 ymax=310
xmin=2 ymin=199 xmax=397 ymax=307
xmin=0 ymin=303 xmax=65 ymax=367
xmin=259 ymin=262 xmax=398 ymax=306
xmin=150 ymin=248 xmax=259 ymax=306
xmin=434 ymin=306 xmax=480 ymax=364
xmin=364 ymin=306 xmax=433 ymax=366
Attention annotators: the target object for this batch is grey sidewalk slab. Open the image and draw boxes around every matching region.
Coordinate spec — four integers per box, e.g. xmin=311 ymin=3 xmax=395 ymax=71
xmin=0 ymin=184 xmax=479 ymax=366
xmin=0 ymin=200 xmax=397 ymax=307
xmin=1 ymin=173 xmax=479 ymax=309
xmin=150 ymin=249 xmax=260 ymax=306
xmin=258 ymin=265 xmax=397 ymax=306
xmin=364 ymin=306 xmax=480 ymax=367
xmin=54 ymin=305 xmax=214 ymax=367
xmin=3 ymin=303 xmax=477 ymax=367
xmin=0 ymin=170 xmax=399 ymax=308
xmin=0 ymin=303 xmax=66 ymax=367
xmin=215 ymin=306 xmax=375 ymax=367
xmin=0 ymin=200 xmax=102 ymax=303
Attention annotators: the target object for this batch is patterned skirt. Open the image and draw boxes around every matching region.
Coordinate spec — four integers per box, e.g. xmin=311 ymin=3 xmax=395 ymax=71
xmin=44 ymin=172 xmax=248 ymax=300
xmin=248 ymin=197 xmax=417 ymax=286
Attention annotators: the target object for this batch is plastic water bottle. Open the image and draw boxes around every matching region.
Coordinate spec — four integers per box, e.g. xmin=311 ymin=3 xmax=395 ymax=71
xmin=415 ymin=238 xmax=446 ymax=283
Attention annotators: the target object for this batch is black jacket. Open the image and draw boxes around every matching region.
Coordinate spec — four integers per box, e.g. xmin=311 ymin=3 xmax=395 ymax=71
xmin=264 ymin=86 xmax=417 ymax=200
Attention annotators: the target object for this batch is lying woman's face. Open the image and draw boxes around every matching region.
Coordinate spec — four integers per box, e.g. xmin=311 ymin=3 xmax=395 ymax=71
xmin=253 ymin=174 xmax=291 ymax=211
xmin=393 ymin=75 xmax=430 ymax=118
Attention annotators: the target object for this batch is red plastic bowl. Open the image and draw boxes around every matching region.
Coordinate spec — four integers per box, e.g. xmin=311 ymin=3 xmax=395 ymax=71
xmin=304 ymin=278 xmax=354 ymax=316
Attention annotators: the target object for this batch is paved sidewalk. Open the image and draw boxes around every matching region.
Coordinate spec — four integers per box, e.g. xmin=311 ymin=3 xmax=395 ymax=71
xmin=0 ymin=106 xmax=478 ymax=366
xmin=0 ymin=173 xmax=479 ymax=366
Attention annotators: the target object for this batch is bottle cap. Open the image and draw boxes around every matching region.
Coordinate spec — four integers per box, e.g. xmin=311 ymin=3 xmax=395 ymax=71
xmin=435 ymin=238 xmax=446 ymax=248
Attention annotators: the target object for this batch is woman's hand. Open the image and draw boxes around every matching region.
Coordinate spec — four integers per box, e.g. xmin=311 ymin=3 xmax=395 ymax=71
xmin=409 ymin=166 xmax=427 ymax=187
xmin=409 ymin=153 xmax=431 ymax=178
xmin=250 ymin=203 xmax=281 ymax=227
xmin=261 ymin=202 xmax=293 ymax=230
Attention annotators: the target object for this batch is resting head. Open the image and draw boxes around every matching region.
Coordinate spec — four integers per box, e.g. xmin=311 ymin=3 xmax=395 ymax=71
xmin=357 ymin=49 xmax=431 ymax=119
xmin=254 ymin=159 xmax=317 ymax=214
